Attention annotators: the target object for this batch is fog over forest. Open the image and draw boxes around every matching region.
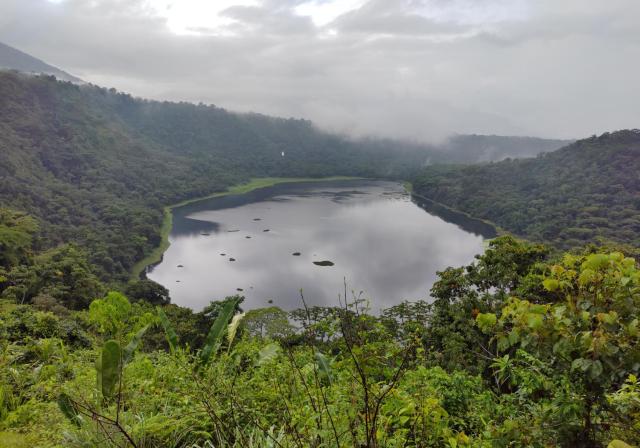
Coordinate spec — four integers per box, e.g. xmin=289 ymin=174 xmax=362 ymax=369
xmin=2 ymin=0 xmax=639 ymax=141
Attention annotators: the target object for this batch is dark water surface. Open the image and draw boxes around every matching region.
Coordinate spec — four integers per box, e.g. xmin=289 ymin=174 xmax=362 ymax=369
xmin=148 ymin=180 xmax=494 ymax=311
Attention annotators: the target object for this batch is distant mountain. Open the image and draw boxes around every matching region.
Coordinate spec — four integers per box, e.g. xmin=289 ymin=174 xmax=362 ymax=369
xmin=413 ymin=130 xmax=640 ymax=251
xmin=432 ymin=134 xmax=572 ymax=163
xmin=0 ymin=41 xmax=82 ymax=82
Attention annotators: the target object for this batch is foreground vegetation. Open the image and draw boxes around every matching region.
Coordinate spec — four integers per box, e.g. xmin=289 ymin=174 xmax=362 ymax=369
xmin=1 ymin=236 xmax=639 ymax=447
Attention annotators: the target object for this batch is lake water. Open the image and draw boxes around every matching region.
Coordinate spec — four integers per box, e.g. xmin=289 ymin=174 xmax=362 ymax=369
xmin=147 ymin=180 xmax=495 ymax=311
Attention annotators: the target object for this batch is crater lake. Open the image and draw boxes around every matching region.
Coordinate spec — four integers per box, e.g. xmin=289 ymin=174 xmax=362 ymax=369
xmin=147 ymin=180 xmax=495 ymax=311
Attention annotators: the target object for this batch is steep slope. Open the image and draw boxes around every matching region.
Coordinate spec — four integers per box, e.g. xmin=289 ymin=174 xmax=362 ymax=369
xmin=0 ymin=70 xmax=570 ymax=282
xmin=0 ymin=71 xmax=426 ymax=281
xmin=0 ymin=41 xmax=82 ymax=82
xmin=413 ymin=130 xmax=640 ymax=250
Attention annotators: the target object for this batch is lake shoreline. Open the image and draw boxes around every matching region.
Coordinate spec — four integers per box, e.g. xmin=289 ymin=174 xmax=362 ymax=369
xmin=130 ymin=176 xmax=364 ymax=280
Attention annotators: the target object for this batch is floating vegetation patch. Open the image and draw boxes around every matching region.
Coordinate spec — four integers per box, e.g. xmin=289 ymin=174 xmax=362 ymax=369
xmin=313 ymin=260 xmax=334 ymax=267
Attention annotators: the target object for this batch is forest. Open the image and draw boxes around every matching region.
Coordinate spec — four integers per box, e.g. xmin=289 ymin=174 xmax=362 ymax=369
xmin=1 ymin=72 xmax=640 ymax=447
xmin=412 ymin=130 xmax=640 ymax=252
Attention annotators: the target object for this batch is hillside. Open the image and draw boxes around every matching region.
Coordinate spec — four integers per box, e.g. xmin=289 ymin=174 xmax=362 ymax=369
xmin=0 ymin=71 xmax=568 ymax=283
xmin=0 ymin=42 xmax=82 ymax=83
xmin=0 ymin=71 xmax=423 ymax=282
xmin=413 ymin=130 xmax=640 ymax=250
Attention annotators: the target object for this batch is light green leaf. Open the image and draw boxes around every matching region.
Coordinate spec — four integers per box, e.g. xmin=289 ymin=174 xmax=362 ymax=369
xmin=476 ymin=313 xmax=497 ymax=333
xmin=123 ymin=324 xmax=150 ymax=364
xmin=257 ymin=342 xmax=280 ymax=366
xmin=157 ymin=307 xmax=178 ymax=353
xmin=200 ymin=298 xmax=240 ymax=367
xmin=608 ymin=441 xmax=634 ymax=448
xmin=526 ymin=313 xmax=544 ymax=330
xmin=57 ymin=393 xmax=81 ymax=427
xmin=315 ymin=350 xmax=333 ymax=385
xmin=227 ymin=312 xmax=245 ymax=350
xmin=99 ymin=340 xmax=122 ymax=400
xmin=542 ymin=278 xmax=560 ymax=292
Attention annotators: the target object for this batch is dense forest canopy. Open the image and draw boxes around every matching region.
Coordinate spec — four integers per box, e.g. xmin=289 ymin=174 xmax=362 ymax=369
xmin=0 ymin=71 xmax=565 ymax=284
xmin=413 ymin=130 xmax=640 ymax=252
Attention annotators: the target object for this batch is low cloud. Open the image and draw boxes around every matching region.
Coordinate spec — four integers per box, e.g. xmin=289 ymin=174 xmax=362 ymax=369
xmin=1 ymin=0 xmax=638 ymax=141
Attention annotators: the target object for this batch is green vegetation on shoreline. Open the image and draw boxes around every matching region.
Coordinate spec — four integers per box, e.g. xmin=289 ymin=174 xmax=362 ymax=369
xmin=129 ymin=176 xmax=361 ymax=280
xmin=412 ymin=130 xmax=640 ymax=253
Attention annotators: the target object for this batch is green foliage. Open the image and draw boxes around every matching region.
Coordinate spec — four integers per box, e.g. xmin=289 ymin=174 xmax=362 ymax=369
xmin=413 ymin=130 xmax=640 ymax=252
xmin=157 ymin=307 xmax=179 ymax=354
xmin=99 ymin=340 xmax=122 ymax=400
xmin=4 ymin=236 xmax=640 ymax=446
xmin=89 ymin=291 xmax=131 ymax=336
xmin=200 ymin=297 xmax=241 ymax=367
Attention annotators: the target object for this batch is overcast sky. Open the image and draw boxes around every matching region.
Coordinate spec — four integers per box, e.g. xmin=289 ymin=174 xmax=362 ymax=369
xmin=1 ymin=0 xmax=638 ymax=141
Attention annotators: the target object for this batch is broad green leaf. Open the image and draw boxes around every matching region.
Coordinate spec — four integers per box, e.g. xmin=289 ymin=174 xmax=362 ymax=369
xmin=57 ymin=393 xmax=81 ymax=427
xmin=589 ymin=360 xmax=603 ymax=379
xmin=578 ymin=268 xmax=596 ymax=286
xmin=628 ymin=319 xmax=638 ymax=337
xmin=227 ymin=312 xmax=245 ymax=349
xmin=257 ymin=342 xmax=280 ymax=366
xmin=476 ymin=313 xmax=497 ymax=333
xmin=529 ymin=304 xmax=547 ymax=314
xmin=157 ymin=307 xmax=178 ymax=353
xmin=100 ymin=340 xmax=122 ymax=400
xmin=583 ymin=253 xmax=609 ymax=271
xmin=315 ymin=350 xmax=333 ymax=385
xmin=542 ymin=278 xmax=560 ymax=292
xmin=608 ymin=441 xmax=634 ymax=448
xmin=200 ymin=298 xmax=240 ymax=366
xmin=123 ymin=324 xmax=150 ymax=364
xmin=526 ymin=313 xmax=544 ymax=330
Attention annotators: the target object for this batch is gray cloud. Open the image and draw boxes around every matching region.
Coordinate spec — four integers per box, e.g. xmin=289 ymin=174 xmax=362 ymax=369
xmin=0 ymin=0 xmax=638 ymax=141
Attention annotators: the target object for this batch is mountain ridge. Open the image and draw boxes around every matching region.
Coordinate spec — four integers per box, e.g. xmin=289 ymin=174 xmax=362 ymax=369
xmin=0 ymin=41 xmax=82 ymax=83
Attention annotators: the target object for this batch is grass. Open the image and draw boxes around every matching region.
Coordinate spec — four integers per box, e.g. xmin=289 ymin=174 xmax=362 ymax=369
xmin=129 ymin=176 xmax=361 ymax=280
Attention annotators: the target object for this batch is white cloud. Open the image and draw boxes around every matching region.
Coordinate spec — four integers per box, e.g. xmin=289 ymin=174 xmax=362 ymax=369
xmin=145 ymin=0 xmax=260 ymax=35
xmin=295 ymin=0 xmax=368 ymax=26
xmin=1 ymin=0 xmax=639 ymax=141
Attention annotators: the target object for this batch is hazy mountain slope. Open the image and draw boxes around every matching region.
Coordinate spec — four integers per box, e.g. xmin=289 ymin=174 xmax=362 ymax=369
xmin=413 ymin=130 xmax=640 ymax=250
xmin=433 ymin=134 xmax=571 ymax=163
xmin=0 ymin=41 xmax=82 ymax=82
xmin=0 ymin=71 xmax=423 ymax=281
xmin=0 ymin=70 xmax=572 ymax=281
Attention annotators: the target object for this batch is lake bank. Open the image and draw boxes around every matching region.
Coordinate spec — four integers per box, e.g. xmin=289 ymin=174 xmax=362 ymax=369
xmin=129 ymin=176 xmax=363 ymax=280
xmin=146 ymin=179 xmax=488 ymax=310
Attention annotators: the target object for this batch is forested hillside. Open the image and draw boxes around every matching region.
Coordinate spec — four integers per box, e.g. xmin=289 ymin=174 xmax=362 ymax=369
xmin=0 ymin=71 xmax=567 ymax=284
xmin=0 ymin=71 xmax=423 ymax=283
xmin=413 ymin=130 xmax=640 ymax=251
